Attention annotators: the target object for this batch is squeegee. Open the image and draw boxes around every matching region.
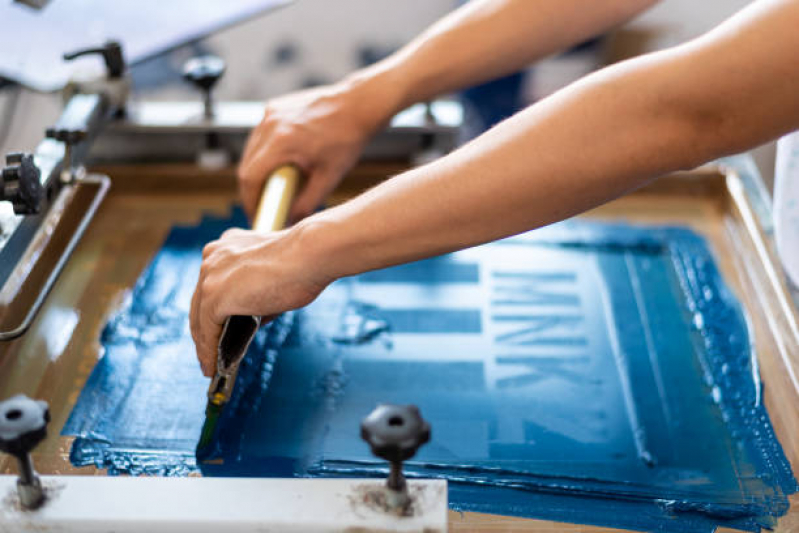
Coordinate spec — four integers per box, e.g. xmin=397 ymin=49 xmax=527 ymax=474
xmin=197 ymin=165 xmax=301 ymax=452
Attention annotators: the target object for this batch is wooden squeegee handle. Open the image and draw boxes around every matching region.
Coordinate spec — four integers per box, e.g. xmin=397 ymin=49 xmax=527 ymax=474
xmin=252 ymin=165 xmax=302 ymax=232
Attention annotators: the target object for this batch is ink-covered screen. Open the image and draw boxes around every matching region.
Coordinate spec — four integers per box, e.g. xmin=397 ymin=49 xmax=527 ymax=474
xmin=63 ymin=209 xmax=797 ymax=533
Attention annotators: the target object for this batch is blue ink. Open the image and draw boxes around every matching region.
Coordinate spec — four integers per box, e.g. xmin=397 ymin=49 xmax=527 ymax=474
xmin=358 ymin=257 xmax=479 ymax=284
xmin=330 ymin=302 xmax=391 ymax=345
xmin=62 ymin=209 xmax=796 ymax=532
xmin=380 ymin=309 xmax=482 ymax=333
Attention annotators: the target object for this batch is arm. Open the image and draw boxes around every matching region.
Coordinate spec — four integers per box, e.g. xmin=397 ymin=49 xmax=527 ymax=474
xmin=309 ymin=0 xmax=799 ymax=276
xmin=238 ymin=0 xmax=658 ymax=221
xmin=351 ymin=0 xmax=659 ymax=113
xmin=192 ymin=0 xmax=799 ymax=373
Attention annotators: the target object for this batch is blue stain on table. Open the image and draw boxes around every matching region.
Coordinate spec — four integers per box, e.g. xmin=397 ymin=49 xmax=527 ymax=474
xmin=62 ymin=208 xmax=797 ymax=533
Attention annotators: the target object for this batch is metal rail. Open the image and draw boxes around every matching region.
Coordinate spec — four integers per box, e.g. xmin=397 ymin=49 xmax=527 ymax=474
xmin=0 ymin=174 xmax=109 ymax=340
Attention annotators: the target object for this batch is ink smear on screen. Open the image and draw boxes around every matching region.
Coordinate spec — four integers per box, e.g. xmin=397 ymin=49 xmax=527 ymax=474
xmin=62 ymin=208 xmax=797 ymax=532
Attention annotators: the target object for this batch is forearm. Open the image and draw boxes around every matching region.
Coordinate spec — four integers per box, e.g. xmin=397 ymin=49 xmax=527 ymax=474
xmin=309 ymin=62 xmax=698 ymax=278
xmin=303 ymin=0 xmax=799 ymax=280
xmin=346 ymin=0 xmax=658 ymax=120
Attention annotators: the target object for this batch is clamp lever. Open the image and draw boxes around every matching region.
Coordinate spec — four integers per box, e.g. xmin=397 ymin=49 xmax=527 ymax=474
xmin=361 ymin=404 xmax=431 ymax=511
xmin=0 ymin=395 xmax=50 ymax=509
xmin=63 ymin=40 xmax=126 ymax=79
xmin=1 ymin=153 xmax=43 ymax=215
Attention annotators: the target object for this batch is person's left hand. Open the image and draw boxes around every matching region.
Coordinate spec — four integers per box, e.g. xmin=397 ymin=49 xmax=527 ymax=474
xmin=190 ymin=226 xmax=332 ymax=376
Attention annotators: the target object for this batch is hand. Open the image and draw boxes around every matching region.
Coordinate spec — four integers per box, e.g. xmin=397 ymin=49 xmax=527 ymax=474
xmin=190 ymin=225 xmax=332 ymax=376
xmin=238 ymin=80 xmax=390 ymax=223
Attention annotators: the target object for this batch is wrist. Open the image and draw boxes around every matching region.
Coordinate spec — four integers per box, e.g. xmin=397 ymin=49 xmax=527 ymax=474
xmin=289 ymin=213 xmax=351 ymax=286
xmin=340 ymin=62 xmax=414 ymax=133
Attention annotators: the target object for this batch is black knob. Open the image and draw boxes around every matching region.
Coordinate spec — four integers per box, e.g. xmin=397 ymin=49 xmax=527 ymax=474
xmin=45 ymin=127 xmax=87 ymax=146
xmin=0 ymin=395 xmax=49 ymax=459
xmin=183 ymin=55 xmax=226 ymax=92
xmin=183 ymin=55 xmax=226 ymax=118
xmin=63 ymin=40 xmax=126 ymax=79
xmin=361 ymin=404 xmax=430 ymax=491
xmin=0 ymin=395 xmax=49 ymax=509
xmin=1 ymin=153 xmax=43 ymax=215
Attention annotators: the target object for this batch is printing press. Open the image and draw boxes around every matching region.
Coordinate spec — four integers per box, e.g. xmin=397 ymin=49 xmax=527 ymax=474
xmin=0 ymin=2 xmax=798 ymax=532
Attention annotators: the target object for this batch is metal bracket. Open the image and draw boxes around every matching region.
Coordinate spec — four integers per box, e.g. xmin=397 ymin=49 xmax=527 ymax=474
xmin=0 ymin=175 xmax=109 ymax=340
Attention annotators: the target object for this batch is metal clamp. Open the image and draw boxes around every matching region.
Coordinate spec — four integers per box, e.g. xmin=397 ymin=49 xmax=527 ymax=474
xmin=207 ymin=314 xmax=261 ymax=405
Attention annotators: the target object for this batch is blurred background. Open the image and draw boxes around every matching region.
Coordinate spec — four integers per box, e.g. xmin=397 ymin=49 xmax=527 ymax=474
xmin=0 ymin=0 xmax=776 ymax=188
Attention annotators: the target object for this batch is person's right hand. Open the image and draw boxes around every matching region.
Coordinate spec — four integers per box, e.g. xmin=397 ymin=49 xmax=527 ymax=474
xmin=238 ymin=80 xmax=391 ymax=223
xmin=191 ymin=225 xmax=334 ymax=376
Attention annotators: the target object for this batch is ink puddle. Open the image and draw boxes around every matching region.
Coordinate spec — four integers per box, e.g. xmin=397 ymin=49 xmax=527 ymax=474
xmin=62 ymin=208 xmax=797 ymax=532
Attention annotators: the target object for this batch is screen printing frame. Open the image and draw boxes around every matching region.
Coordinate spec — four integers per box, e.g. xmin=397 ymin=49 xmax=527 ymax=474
xmin=0 ymin=160 xmax=796 ymax=532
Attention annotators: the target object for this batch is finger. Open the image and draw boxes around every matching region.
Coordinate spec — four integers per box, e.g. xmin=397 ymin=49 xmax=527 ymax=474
xmin=240 ymin=119 xmax=267 ymax=166
xmin=193 ymin=253 xmax=218 ymax=376
xmin=194 ymin=241 xmax=220 ymax=373
xmin=241 ymin=103 xmax=278 ymax=165
xmin=238 ymin=140 xmax=289 ymax=221
xmin=198 ymin=321 xmax=220 ymax=378
xmin=196 ymin=314 xmax=214 ymax=377
xmin=238 ymin=123 xmax=274 ymax=221
xmin=289 ymin=166 xmax=342 ymax=223
xmin=237 ymin=162 xmax=266 ymax=222
xmin=202 ymin=241 xmax=217 ymax=260
xmin=198 ymin=288 xmax=224 ymax=378
xmin=190 ymin=265 xmax=204 ymax=365
xmin=190 ymin=282 xmax=200 ymax=349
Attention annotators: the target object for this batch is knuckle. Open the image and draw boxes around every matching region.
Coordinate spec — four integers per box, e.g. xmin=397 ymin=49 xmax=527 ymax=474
xmin=200 ymin=276 xmax=215 ymax=295
xmin=259 ymin=116 xmax=278 ymax=135
xmin=273 ymin=125 xmax=295 ymax=142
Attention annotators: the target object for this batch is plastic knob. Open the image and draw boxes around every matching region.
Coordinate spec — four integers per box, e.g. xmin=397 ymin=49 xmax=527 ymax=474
xmin=183 ymin=55 xmax=226 ymax=119
xmin=183 ymin=55 xmax=226 ymax=92
xmin=361 ymin=404 xmax=430 ymax=463
xmin=0 ymin=395 xmax=50 ymax=459
xmin=1 ymin=153 xmax=43 ymax=215
xmin=45 ymin=127 xmax=87 ymax=145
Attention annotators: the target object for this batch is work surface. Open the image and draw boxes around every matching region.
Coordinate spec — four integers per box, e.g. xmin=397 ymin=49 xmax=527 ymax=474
xmin=0 ymin=164 xmax=798 ymax=532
